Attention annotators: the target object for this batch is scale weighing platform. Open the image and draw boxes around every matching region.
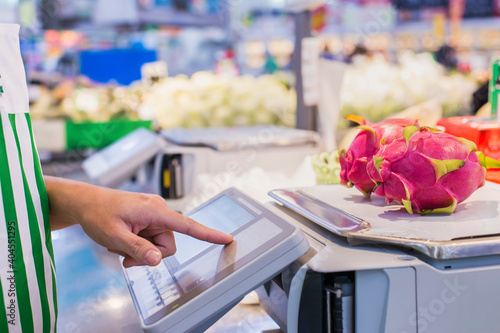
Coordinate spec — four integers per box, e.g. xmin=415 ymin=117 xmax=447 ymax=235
xmin=270 ymin=182 xmax=500 ymax=260
xmin=160 ymin=125 xmax=319 ymax=151
xmin=122 ymin=188 xmax=309 ymax=333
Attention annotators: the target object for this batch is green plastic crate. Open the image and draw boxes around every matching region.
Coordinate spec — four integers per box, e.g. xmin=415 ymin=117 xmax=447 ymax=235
xmin=65 ymin=119 xmax=153 ymax=150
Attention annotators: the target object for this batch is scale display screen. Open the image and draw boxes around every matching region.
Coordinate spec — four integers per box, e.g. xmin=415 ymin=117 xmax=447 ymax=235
xmin=124 ymin=189 xmax=297 ymax=326
xmin=173 ymin=195 xmax=255 ymax=265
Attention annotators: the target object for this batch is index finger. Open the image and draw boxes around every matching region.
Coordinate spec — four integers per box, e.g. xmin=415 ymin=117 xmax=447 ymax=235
xmin=159 ymin=208 xmax=233 ymax=244
xmin=181 ymin=215 xmax=234 ymax=244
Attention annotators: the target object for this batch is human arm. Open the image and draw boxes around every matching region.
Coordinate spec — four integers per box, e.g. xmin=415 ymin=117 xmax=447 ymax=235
xmin=44 ymin=176 xmax=233 ymax=267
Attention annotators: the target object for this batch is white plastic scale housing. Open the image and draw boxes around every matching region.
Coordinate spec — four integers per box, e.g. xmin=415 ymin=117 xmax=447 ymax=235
xmin=82 ymin=128 xmax=167 ymax=188
xmin=254 ymin=182 xmax=500 ymax=333
xmin=122 ymin=188 xmax=309 ymax=333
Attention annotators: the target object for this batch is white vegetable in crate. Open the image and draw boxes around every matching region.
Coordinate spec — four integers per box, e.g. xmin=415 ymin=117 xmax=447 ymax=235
xmin=340 ymin=52 xmax=478 ymax=126
xmin=146 ymin=72 xmax=296 ymax=129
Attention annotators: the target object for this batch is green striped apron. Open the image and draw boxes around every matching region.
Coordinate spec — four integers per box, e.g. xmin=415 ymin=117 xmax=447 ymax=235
xmin=0 ymin=24 xmax=58 ymax=333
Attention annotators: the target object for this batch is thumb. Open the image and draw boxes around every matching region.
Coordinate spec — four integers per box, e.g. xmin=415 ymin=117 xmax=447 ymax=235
xmin=122 ymin=233 xmax=162 ymax=267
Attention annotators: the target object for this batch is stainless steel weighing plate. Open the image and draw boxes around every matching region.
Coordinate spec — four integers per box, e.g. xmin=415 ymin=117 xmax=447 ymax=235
xmin=161 ymin=126 xmax=319 ymax=151
xmin=270 ymin=182 xmax=500 ymax=259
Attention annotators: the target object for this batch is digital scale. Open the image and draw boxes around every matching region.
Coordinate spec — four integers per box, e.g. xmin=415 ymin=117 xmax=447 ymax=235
xmin=123 ymin=181 xmax=500 ymax=333
xmin=122 ymin=188 xmax=310 ymax=333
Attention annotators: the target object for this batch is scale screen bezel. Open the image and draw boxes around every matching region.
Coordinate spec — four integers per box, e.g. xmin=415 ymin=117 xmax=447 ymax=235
xmin=123 ymin=187 xmax=297 ymax=325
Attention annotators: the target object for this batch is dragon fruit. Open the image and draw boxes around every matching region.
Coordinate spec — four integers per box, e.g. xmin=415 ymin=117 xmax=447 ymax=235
xmin=340 ymin=115 xmax=419 ymax=196
xmin=366 ymin=126 xmax=486 ymax=215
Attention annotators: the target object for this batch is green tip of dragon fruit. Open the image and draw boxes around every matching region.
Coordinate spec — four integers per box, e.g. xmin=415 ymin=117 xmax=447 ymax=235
xmin=373 ymin=156 xmax=384 ymax=175
xmin=420 ymin=198 xmax=457 ymax=216
xmin=345 ymin=115 xmax=367 ymax=126
xmin=403 ymin=125 xmax=419 ymax=144
xmin=456 ymin=137 xmax=478 ymax=152
xmin=366 ymin=128 xmax=485 ymax=215
xmin=430 ymin=158 xmax=466 ymax=181
xmin=402 ymin=199 xmax=413 ymax=215
xmin=476 ymin=151 xmax=500 ymax=170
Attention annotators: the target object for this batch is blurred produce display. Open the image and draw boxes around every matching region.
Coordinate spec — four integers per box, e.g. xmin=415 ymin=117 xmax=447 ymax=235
xmin=30 ymin=51 xmax=479 ymax=133
xmin=30 ymin=72 xmax=296 ymax=128
xmin=339 ymin=52 xmax=479 ymax=128
xmin=30 ymin=77 xmax=144 ymax=122
xmin=141 ymin=71 xmax=296 ymax=128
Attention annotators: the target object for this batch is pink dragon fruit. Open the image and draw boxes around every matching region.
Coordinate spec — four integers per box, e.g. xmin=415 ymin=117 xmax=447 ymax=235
xmin=340 ymin=116 xmax=419 ymax=197
xmin=366 ymin=125 xmax=486 ymax=215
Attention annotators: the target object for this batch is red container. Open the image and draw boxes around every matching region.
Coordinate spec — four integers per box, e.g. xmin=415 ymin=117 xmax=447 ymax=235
xmin=437 ymin=116 xmax=500 ymax=184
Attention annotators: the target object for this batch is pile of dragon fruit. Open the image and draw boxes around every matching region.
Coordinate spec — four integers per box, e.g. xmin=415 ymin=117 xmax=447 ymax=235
xmin=339 ymin=115 xmax=495 ymax=215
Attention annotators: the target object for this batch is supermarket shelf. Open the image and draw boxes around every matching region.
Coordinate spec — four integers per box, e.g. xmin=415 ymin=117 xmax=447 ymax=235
xmin=43 ymin=8 xmax=228 ymax=29
xmin=319 ymin=16 xmax=500 ymax=37
xmin=397 ymin=17 xmax=500 ymax=32
xmin=138 ymin=8 xmax=227 ymax=27
xmin=460 ymin=17 xmax=500 ymax=29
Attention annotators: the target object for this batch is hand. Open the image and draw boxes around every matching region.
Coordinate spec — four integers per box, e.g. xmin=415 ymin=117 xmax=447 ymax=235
xmin=45 ymin=176 xmax=233 ymax=267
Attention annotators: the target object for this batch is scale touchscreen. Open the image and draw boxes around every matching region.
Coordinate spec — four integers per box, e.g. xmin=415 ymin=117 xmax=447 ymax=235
xmin=126 ymin=193 xmax=288 ymax=324
xmin=173 ymin=217 xmax=282 ymax=293
xmin=173 ymin=195 xmax=255 ymax=265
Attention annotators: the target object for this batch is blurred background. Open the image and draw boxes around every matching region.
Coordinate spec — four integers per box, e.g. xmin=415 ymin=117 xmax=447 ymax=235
xmin=3 ymin=0 xmax=496 ymax=149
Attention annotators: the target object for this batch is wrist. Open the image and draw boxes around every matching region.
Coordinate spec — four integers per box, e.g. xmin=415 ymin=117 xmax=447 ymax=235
xmin=44 ymin=176 xmax=90 ymax=229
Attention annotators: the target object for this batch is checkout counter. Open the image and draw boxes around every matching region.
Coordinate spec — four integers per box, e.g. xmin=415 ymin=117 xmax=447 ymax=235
xmin=72 ymin=127 xmax=500 ymax=333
